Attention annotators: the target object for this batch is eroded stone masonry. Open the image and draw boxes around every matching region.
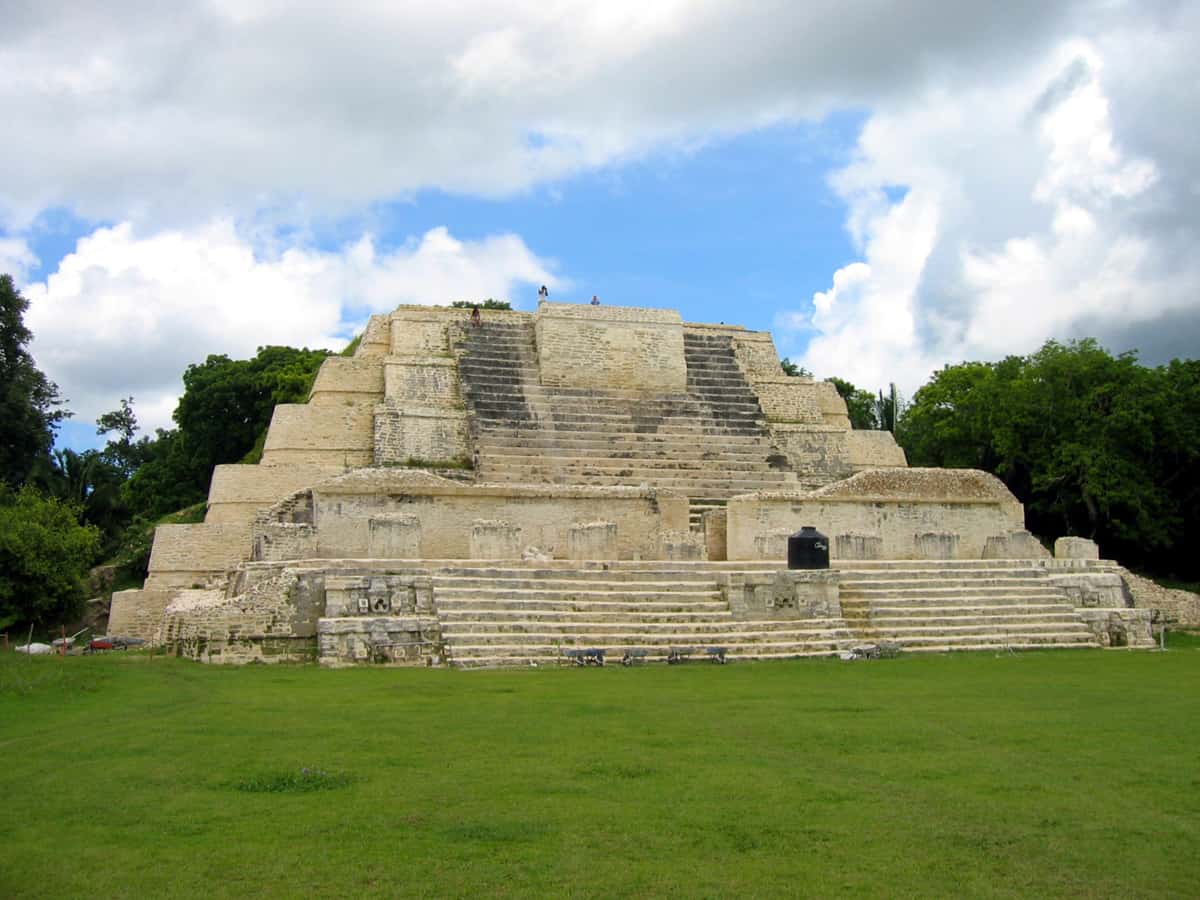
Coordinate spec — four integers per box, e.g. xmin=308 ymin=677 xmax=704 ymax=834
xmin=110 ymin=300 xmax=1161 ymax=666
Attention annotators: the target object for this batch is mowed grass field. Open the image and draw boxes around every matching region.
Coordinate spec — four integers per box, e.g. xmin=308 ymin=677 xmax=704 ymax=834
xmin=1 ymin=640 xmax=1197 ymax=898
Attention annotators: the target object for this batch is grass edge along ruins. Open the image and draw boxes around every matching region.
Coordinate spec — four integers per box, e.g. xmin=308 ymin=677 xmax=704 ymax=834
xmin=110 ymin=299 xmax=1156 ymax=666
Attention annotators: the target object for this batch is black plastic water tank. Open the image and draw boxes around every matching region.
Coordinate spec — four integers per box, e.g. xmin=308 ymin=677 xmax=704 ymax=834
xmin=787 ymin=526 xmax=829 ymax=570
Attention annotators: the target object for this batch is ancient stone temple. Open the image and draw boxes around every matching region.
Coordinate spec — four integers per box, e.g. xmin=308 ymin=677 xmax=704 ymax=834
xmin=109 ymin=300 xmax=1154 ymax=665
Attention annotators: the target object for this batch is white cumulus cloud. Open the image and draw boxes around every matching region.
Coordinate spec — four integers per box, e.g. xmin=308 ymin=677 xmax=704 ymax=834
xmin=23 ymin=222 xmax=560 ymax=431
xmin=790 ymin=23 xmax=1200 ymax=393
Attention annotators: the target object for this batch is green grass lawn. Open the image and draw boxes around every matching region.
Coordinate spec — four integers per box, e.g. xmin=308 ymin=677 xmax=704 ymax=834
xmin=1 ymin=639 xmax=1197 ymax=899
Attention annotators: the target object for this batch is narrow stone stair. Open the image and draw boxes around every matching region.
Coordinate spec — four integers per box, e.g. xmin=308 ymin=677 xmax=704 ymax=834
xmin=836 ymin=559 xmax=1099 ymax=652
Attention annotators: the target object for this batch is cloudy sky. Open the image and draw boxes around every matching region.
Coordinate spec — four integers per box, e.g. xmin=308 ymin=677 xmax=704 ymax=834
xmin=4 ymin=0 xmax=1197 ymax=448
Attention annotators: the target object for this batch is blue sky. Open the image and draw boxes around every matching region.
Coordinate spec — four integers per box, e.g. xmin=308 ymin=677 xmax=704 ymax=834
xmin=3 ymin=2 xmax=1197 ymax=451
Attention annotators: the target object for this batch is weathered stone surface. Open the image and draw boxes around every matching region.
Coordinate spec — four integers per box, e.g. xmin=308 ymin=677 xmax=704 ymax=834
xmin=1055 ymin=536 xmax=1100 ymax=560
xmin=535 ymin=302 xmax=687 ymax=393
xmin=719 ymin=569 xmax=841 ymax=620
xmin=660 ymin=530 xmax=706 ymax=561
xmin=728 ymin=469 xmax=1024 ymax=561
xmin=1049 ymin=572 xmax=1130 ymax=608
xmin=369 ymin=515 xmax=422 ymax=558
xmin=470 ymin=519 xmax=522 ymax=559
xmin=1118 ymin=569 xmax=1200 ymax=627
xmin=1076 ymin=608 xmax=1155 ymax=648
xmin=567 ymin=521 xmax=618 ymax=561
xmin=834 ymin=533 xmax=884 ymax=560
xmin=982 ymin=529 xmax=1050 ymax=560
xmin=702 ymin=508 xmax=728 ymax=561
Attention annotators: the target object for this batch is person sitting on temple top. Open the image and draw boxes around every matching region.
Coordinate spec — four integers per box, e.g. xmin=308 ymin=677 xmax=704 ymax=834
xmin=470 ymin=305 xmax=482 ymax=327
xmin=590 ymin=294 xmax=600 ymax=305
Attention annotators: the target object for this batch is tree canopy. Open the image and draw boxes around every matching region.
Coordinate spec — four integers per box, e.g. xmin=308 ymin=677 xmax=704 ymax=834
xmin=898 ymin=339 xmax=1200 ymax=577
xmin=125 ymin=345 xmax=330 ymax=519
xmin=0 ymin=275 xmax=68 ymax=486
xmin=0 ymin=485 xmax=100 ymax=629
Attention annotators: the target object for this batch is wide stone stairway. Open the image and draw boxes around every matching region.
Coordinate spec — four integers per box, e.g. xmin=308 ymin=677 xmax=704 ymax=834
xmin=837 ymin=560 xmax=1098 ymax=652
xmin=456 ymin=321 xmax=796 ymax=526
xmin=433 ymin=563 xmax=852 ymax=668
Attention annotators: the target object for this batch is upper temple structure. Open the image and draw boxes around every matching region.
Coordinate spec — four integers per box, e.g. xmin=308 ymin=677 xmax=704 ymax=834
xmin=110 ymin=300 xmax=1157 ymax=665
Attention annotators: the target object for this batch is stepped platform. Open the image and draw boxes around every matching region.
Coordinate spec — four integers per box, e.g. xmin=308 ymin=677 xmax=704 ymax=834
xmin=230 ymin=557 xmax=1105 ymax=668
xmin=122 ymin=300 xmax=1148 ymax=668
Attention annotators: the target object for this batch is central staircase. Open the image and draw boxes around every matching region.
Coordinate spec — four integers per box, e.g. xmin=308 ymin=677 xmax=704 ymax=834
xmin=456 ymin=322 xmax=796 ymax=526
xmin=432 ymin=563 xmax=851 ymax=668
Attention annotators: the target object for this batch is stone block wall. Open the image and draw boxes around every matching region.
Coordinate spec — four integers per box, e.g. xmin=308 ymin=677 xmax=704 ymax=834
xmin=357 ymin=314 xmax=392 ymax=358
xmin=845 ymin=431 xmax=908 ymax=470
xmin=567 ymin=521 xmax=618 ymax=560
xmin=308 ymin=357 xmax=386 ymax=405
xmin=107 ymin=589 xmax=176 ymax=642
xmin=750 ymin=377 xmax=828 ymax=424
xmin=160 ymin=571 xmax=320 ymax=664
xmin=260 ymin=402 xmax=375 ymax=467
xmin=719 ymin=570 xmax=841 ymax=620
xmin=726 ymin=469 xmax=1026 ymax=561
xmin=683 ymin=323 xmax=782 ymax=376
xmin=766 ymin=424 xmax=854 ymax=484
xmin=535 ymin=301 xmax=687 ymax=392
xmin=145 ymin=523 xmax=251 ymax=588
xmin=470 ymin=520 xmax=523 ymax=558
xmin=308 ymin=471 xmax=687 ymax=560
xmin=253 ymin=523 xmax=319 ymax=561
xmin=206 ymin=463 xmax=343 ymax=527
xmin=373 ymin=402 xmax=470 ymax=464
xmin=383 ymin=356 xmax=462 ymax=406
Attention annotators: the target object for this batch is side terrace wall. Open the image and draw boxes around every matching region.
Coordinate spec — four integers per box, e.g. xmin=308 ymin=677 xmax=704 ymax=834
xmin=310 ymin=472 xmax=687 ymax=560
xmin=260 ymin=402 xmax=375 ymax=467
xmin=206 ymin=463 xmax=344 ymax=527
xmin=727 ymin=468 xmax=1025 ymax=561
xmin=145 ymin=523 xmax=251 ymax=588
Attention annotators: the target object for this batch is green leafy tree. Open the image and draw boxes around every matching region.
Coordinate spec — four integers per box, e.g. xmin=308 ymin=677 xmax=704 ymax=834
xmin=125 ymin=346 xmax=329 ymax=519
xmin=825 ymin=377 xmax=879 ymax=430
xmin=0 ymin=485 xmax=100 ymax=629
xmin=450 ymin=299 xmax=512 ymax=310
xmin=780 ymin=358 xmax=812 ymax=377
xmin=899 ymin=339 xmax=1198 ymax=575
xmin=0 ymin=274 xmax=69 ymax=486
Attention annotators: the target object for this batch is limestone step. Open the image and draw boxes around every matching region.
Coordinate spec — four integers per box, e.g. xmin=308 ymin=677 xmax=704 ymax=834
xmin=440 ymin=619 xmax=852 ymax=636
xmin=473 ymin=417 xmax=769 ymax=436
xmin=476 ymin=450 xmax=783 ymax=470
xmin=477 ymin=461 xmax=792 ymax=482
xmin=864 ymin=630 xmax=1096 ymax=648
xmin=463 ymin=412 xmax=763 ymax=434
xmin=438 ymin=607 xmax=734 ymax=621
xmin=840 ymin=585 xmax=1065 ymax=600
xmin=836 ymin=560 xmax=1045 ymax=572
xmin=439 ymin=578 xmax=724 ymax=592
xmin=435 ymin=587 xmax=722 ymax=602
xmin=862 ymin=611 xmax=1087 ymax=629
xmin=450 ymin=646 xmax=845 ymax=668
xmin=477 ymin=428 xmax=776 ymax=446
xmin=443 ymin=628 xmax=853 ymax=647
xmin=475 ymin=439 xmax=782 ymax=461
xmin=447 ymin=636 xmax=850 ymax=662
xmin=475 ymin=472 xmax=793 ymax=494
xmin=463 ymin=390 xmax=763 ymax=410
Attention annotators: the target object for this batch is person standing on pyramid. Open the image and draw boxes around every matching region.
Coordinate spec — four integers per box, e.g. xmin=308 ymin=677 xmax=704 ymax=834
xmin=538 ymin=285 xmax=549 ymax=302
